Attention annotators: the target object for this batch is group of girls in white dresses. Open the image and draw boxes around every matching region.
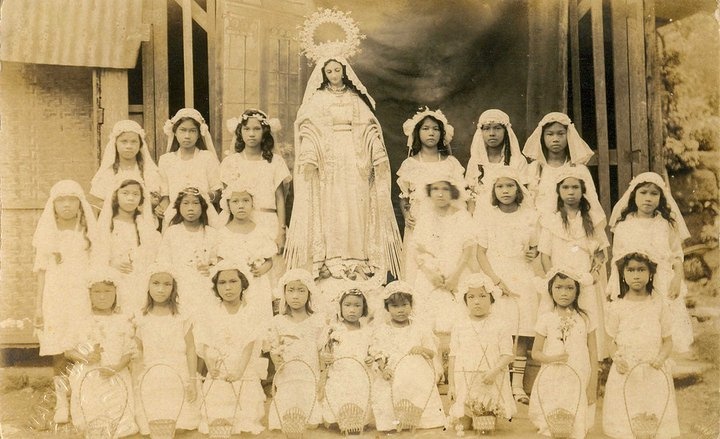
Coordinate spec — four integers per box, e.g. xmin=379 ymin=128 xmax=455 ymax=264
xmin=32 ymin=101 xmax=690 ymax=438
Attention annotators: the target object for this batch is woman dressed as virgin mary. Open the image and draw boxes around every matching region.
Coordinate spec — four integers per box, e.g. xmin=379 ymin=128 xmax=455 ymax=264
xmin=285 ymin=9 xmax=402 ymax=281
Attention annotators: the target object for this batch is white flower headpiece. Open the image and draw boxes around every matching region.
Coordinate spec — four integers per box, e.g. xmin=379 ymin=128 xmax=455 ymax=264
xmin=209 ymin=258 xmax=252 ymax=283
xmin=299 ymin=8 xmax=365 ymax=64
xmin=402 ymin=107 xmax=455 ymax=153
xmin=382 ymin=280 xmax=415 ymax=300
xmin=458 ymin=273 xmax=502 ymax=298
xmin=163 ymin=108 xmax=218 ymax=160
xmin=225 ymin=109 xmax=282 ymax=135
xmin=545 ymin=267 xmax=594 ymax=286
xmin=86 ymin=266 xmax=122 ymax=289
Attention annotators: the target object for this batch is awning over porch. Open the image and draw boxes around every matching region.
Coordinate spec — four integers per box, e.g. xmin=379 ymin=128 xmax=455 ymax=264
xmin=0 ymin=0 xmax=146 ymax=68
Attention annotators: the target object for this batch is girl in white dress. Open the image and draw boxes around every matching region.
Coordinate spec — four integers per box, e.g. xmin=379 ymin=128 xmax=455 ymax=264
xmin=89 ymin=120 xmax=161 ymax=214
xmin=66 ymin=270 xmax=137 ymax=437
xmin=465 ymin=109 xmax=528 ymax=217
xmin=157 ymin=187 xmax=219 ymax=317
xmin=33 ymin=180 xmax=97 ymax=423
xmin=195 ymin=260 xmax=266 ymax=435
xmin=475 ymin=167 xmax=540 ymax=403
xmin=603 ymin=251 xmax=679 ymax=439
xmin=319 ymin=288 xmax=375 ymax=428
xmin=265 ymin=269 xmax=325 ymax=430
xmin=217 ymin=181 xmax=276 ymax=320
xmin=529 ymin=268 xmax=598 ymax=439
xmin=134 ymin=264 xmax=200 ymax=434
xmin=397 ymin=107 xmax=465 ymax=283
xmin=538 ymin=167 xmax=609 ymax=359
xmin=369 ymin=281 xmax=446 ymax=432
xmin=155 ymin=108 xmax=222 ymax=226
xmin=522 ymin=112 xmax=601 ymax=217
xmin=448 ymin=274 xmax=515 ymax=431
xmin=94 ymin=178 xmax=161 ymax=313
xmin=412 ymin=173 xmax=475 ymax=333
xmin=222 ymin=109 xmax=291 ymax=252
xmin=608 ymin=172 xmax=693 ymax=353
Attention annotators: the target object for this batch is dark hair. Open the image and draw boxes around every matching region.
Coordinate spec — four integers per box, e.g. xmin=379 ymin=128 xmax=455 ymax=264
xmin=111 ymin=179 xmax=144 ymax=246
xmin=410 ymin=115 xmax=452 ymax=157
xmin=89 ymin=281 xmax=118 ymax=311
xmin=170 ymin=188 xmax=210 ymax=226
xmin=463 ymin=287 xmax=495 ymax=304
xmin=143 ymin=273 xmax=180 ymax=315
xmin=319 ymin=59 xmax=376 ymax=114
xmin=617 ymin=182 xmax=676 ymax=227
xmin=491 ymin=178 xmax=524 ymax=206
xmin=540 ymin=121 xmax=569 ymax=161
xmin=112 ymin=131 xmax=145 ymax=175
xmin=211 ymin=269 xmax=250 ymax=301
xmin=425 ymin=180 xmax=461 ymax=200
xmin=547 ymin=272 xmax=587 ymax=317
xmin=169 ymin=117 xmax=208 ymax=152
xmin=339 ymin=289 xmax=369 ymax=318
xmin=233 ymin=109 xmax=275 ymax=162
xmin=481 ymin=123 xmax=512 ymax=165
xmin=282 ymin=282 xmax=314 ymax=315
xmin=556 ymin=178 xmax=595 ymax=237
xmin=616 ymin=252 xmax=657 ymax=298
xmin=384 ymin=292 xmax=413 ymax=310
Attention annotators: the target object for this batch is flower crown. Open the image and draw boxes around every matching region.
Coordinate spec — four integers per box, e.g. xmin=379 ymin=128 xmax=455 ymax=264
xmin=179 ymin=186 xmax=202 ymax=196
xmin=163 ymin=108 xmax=210 ymax=138
xmin=545 ymin=267 xmax=594 ymax=286
xmin=458 ymin=273 xmax=502 ymax=297
xmin=402 ymin=106 xmax=455 ymax=149
xmin=225 ymin=109 xmax=282 ymax=134
xmin=382 ymin=280 xmax=415 ymax=300
xmin=299 ymin=8 xmax=365 ymax=63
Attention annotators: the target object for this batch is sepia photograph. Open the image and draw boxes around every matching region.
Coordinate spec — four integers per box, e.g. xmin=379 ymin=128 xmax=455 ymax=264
xmin=0 ymin=0 xmax=718 ymax=437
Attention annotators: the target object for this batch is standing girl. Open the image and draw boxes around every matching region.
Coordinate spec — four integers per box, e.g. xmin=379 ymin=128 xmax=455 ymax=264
xmin=217 ymin=182 xmax=276 ymax=320
xmin=412 ymin=173 xmax=475 ymax=333
xmin=475 ymin=167 xmax=539 ymax=403
xmin=608 ymin=172 xmax=693 ymax=353
xmin=397 ymin=107 xmax=465 ymax=282
xmin=603 ymin=251 xmax=679 ymax=438
xmin=538 ymin=167 xmax=609 ymax=359
xmin=155 ymin=108 xmax=222 ymax=224
xmin=65 ymin=270 xmax=138 ymax=437
xmin=265 ymin=269 xmax=324 ymax=430
xmin=465 ymin=109 xmax=528 ymax=217
xmin=157 ymin=187 xmax=219 ymax=317
xmin=319 ymin=288 xmax=375 ymax=427
xmin=369 ymin=281 xmax=446 ymax=432
xmin=89 ymin=120 xmax=161 ymax=214
xmin=95 ymin=178 xmax=161 ymax=313
xmin=195 ymin=260 xmax=266 ymax=435
xmin=221 ymin=109 xmax=291 ymax=253
xmin=522 ymin=112 xmax=601 ymax=216
xmin=529 ymin=268 xmax=598 ymax=439
xmin=33 ymin=180 xmax=96 ymax=423
xmin=134 ymin=264 xmax=200 ymax=434
xmin=448 ymin=274 xmax=516 ymax=430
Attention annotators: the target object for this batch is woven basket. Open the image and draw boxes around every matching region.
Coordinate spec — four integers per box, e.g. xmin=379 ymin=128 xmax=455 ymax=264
xmin=208 ymin=418 xmax=233 ymax=439
xmin=472 ymin=414 xmax=496 ymax=432
xmin=630 ymin=413 xmax=660 ymax=439
xmin=147 ymin=418 xmax=177 ymax=439
xmin=394 ymin=398 xmax=422 ymax=432
xmin=281 ymin=406 xmax=307 ymax=435
xmin=547 ymin=408 xmax=575 ymax=438
xmin=337 ymin=402 xmax=365 ymax=434
xmin=84 ymin=416 xmax=118 ymax=439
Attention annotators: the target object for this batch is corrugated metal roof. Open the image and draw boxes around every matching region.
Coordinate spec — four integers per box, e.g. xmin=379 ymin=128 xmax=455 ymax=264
xmin=0 ymin=0 xmax=145 ymax=69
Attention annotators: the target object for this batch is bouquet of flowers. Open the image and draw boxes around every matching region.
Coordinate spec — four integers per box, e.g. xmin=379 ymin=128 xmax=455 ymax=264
xmin=464 ymin=395 xmax=503 ymax=418
xmin=559 ymin=315 xmax=575 ymax=345
xmin=367 ymin=346 xmax=388 ymax=375
xmin=324 ymin=327 xmax=341 ymax=354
